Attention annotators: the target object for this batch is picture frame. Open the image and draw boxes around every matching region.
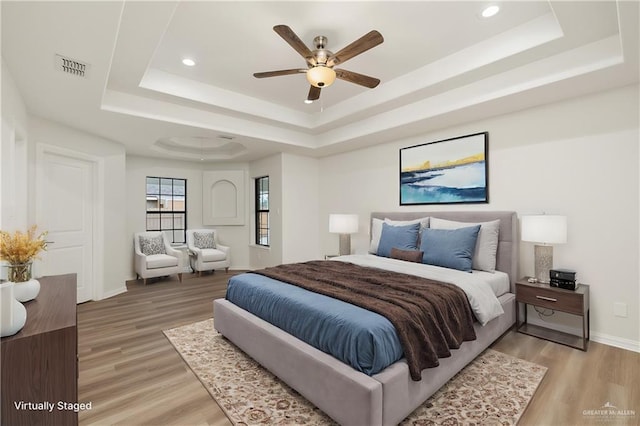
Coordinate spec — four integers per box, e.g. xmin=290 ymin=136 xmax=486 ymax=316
xmin=399 ymin=132 xmax=488 ymax=205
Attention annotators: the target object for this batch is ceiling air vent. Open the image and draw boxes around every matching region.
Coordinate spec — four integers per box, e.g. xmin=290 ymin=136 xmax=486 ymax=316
xmin=54 ymin=54 xmax=89 ymax=78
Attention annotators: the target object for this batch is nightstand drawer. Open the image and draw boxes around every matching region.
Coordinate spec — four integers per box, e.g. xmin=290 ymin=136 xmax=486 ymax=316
xmin=516 ymin=283 xmax=584 ymax=315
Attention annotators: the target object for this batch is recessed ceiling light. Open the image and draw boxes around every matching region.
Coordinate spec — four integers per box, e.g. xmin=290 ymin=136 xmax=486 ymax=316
xmin=481 ymin=5 xmax=500 ymax=18
xmin=304 ymin=99 xmax=313 ymax=104
xmin=182 ymin=58 xmax=196 ymax=67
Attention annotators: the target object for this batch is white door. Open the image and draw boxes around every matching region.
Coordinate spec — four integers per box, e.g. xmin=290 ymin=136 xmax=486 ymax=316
xmin=36 ymin=148 xmax=95 ymax=303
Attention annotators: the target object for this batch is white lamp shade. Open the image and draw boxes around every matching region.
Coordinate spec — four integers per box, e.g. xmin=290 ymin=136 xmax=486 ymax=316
xmin=521 ymin=215 xmax=567 ymax=244
xmin=329 ymin=214 xmax=359 ymax=234
xmin=306 ymin=66 xmax=336 ymax=88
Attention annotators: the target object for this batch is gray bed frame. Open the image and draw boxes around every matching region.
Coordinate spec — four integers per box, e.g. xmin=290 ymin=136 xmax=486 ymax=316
xmin=214 ymin=211 xmax=518 ymax=426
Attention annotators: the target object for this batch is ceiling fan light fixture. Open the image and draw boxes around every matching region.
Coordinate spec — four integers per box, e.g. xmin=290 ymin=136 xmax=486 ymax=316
xmin=306 ymin=66 xmax=336 ymax=88
xmin=255 ymin=25 xmax=383 ymax=101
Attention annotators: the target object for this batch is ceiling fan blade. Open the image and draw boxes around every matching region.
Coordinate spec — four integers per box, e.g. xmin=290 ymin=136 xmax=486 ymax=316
xmin=273 ymin=25 xmax=315 ymax=65
xmin=307 ymin=85 xmax=321 ymax=101
xmin=335 ymin=69 xmax=380 ymax=88
xmin=327 ymin=30 xmax=384 ymax=67
xmin=253 ymin=69 xmax=306 ymax=78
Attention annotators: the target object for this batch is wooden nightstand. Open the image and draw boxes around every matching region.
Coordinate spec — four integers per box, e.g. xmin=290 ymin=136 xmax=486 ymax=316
xmin=515 ymin=277 xmax=590 ymax=351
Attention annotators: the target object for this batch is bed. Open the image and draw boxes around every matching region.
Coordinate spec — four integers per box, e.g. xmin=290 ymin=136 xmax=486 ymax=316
xmin=213 ymin=211 xmax=518 ymax=426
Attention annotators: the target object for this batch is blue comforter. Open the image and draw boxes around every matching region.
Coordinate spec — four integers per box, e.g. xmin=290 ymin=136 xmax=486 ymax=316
xmin=226 ymin=273 xmax=404 ymax=376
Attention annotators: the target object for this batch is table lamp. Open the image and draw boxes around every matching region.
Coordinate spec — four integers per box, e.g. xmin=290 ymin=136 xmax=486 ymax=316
xmin=521 ymin=214 xmax=567 ymax=283
xmin=329 ymin=214 xmax=359 ymax=256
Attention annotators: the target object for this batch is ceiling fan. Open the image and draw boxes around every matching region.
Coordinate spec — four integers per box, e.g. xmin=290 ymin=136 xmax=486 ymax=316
xmin=254 ymin=25 xmax=384 ymax=102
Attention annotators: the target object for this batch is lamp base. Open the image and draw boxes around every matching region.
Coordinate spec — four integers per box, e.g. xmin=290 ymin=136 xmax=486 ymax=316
xmin=534 ymin=245 xmax=553 ymax=284
xmin=338 ymin=234 xmax=351 ymax=256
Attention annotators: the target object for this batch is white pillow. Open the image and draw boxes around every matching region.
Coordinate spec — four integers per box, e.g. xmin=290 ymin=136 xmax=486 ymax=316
xmin=369 ymin=217 xmax=429 ymax=254
xmin=429 ymin=218 xmax=500 ymax=272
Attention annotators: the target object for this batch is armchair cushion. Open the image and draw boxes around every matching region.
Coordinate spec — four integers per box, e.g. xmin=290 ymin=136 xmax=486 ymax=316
xmin=140 ymin=235 xmax=166 ymax=255
xmin=194 ymin=231 xmax=216 ymax=249
xmin=200 ymin=248 xmax=227 ymax=262
xmin=146 ymin=254 xmax=179 ymax=269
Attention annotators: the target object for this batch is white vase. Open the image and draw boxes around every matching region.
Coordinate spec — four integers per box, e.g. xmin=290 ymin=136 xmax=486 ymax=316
xmin=0 ymin=282 xmax=27 ymax=337
xmin=12 ymin=279 xmax=40 ymax=302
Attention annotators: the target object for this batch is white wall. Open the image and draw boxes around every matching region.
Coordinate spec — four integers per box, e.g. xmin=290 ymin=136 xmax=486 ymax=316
xmin=318 ymin=85 xmax=639 ymax=350
xmin=249 ymin=154 xmax=283 ymax=268
xmin=125 ymin=156 xmax=252 ymax=277
xmin=282 ymin=153 xmax=321 ymax=263
xmin=1 ymin=58 xmax=29 ymax=233
xmin=27 ymin=116 xmax=128 ymax=299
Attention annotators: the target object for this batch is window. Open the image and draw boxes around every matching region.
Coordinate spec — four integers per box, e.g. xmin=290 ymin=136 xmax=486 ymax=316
xmin=255 ymin=176 xmax=269 ymax=246
xmin=146 ymin=177 xmax=187 ymax=243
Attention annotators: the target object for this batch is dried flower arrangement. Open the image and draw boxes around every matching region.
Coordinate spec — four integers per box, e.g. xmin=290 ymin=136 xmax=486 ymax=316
xmin=0 ymin=226 xmax=48 ymax=282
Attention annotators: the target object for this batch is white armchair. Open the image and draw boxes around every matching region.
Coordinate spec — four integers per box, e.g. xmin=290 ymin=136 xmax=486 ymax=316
xmin=186 ymin=229 xmax=230 ymax=275
xmin=134 ymin=231 xmax=183 ymax=285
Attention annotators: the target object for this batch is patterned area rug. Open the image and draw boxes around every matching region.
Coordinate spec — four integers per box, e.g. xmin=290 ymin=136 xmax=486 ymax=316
xmin=164 ymin=319 xmax=546 ymax=425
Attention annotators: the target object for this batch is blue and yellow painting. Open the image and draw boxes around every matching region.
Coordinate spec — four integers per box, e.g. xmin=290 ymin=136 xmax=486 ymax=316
xmin=400 ymin=133 xmax=488 ymax=205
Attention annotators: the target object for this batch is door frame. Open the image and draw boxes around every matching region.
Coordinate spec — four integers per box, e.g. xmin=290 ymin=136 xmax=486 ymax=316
xmin=35 ymin=143 xmax=105 ymax=302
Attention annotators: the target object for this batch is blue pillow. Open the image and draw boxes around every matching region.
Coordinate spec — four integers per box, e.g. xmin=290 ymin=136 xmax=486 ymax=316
xmin=419 ymin=225 xmax=481 ymax=272
xmin=377 ymin=222 xmax=420 ymax=258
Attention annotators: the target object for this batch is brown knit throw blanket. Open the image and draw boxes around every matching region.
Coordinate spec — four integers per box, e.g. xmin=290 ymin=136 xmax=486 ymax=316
xmin=253 ymin=260 xmax=477 ymax=381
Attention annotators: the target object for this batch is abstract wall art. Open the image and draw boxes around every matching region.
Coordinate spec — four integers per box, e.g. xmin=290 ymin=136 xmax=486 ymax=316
xmin=400 ymin=132 xmax=488 ymax=205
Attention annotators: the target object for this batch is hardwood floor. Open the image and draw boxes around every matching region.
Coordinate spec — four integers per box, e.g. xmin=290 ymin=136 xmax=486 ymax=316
xmin=492 ymin=332 xmax=640 ymax=425
xmin=78 ymin=272 xmax=234 ymax=426
xmin=78 ymin=274 xmax=640 ymax=426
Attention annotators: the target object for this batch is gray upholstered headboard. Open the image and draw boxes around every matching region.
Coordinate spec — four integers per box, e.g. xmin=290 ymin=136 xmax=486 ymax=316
xmin=371 ymin=211 xmax=518 ymax=292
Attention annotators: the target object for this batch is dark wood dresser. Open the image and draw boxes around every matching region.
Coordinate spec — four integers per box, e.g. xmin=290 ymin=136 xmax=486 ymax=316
xmin=1 ymin=274 xmax=78 ymax=426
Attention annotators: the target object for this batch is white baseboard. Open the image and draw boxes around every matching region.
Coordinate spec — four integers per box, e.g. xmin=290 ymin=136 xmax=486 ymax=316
xmin=123 ymin=268 xmax=250 ymax=282
xmin=527 ymin=316 xmax=639 ymax=353
xmin=590 ymin=332 xmax=640 ymax=353
xmin=229 ymin=266 xmax=253 ymax=271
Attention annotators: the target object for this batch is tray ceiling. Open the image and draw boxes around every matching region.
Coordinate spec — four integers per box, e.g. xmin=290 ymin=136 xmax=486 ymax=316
xmin=2 ymin=1 xmax=638 ymax=161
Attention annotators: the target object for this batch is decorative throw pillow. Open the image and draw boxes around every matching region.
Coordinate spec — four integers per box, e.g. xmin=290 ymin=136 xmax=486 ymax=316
xmin=194 ymin=231 xmax=216 ymax=249
xmin=419 ymin=225 xmax=481 ymax=272
xmin=376 ymin=222 xmax=420 ymax=258
xmin=390 ymin=248 xmax=424 ymax=263
xmin=369 ymin=216 xmax=429 ymax=254
xmin=430 ymin=218 xmax=500 ymax=272
xmin=139 ymin=235 xmax=166 ymax=256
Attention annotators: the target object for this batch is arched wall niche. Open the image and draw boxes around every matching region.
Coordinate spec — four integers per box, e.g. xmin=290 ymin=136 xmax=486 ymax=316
xmin=211 ymin=180 xmax=237 ymax=219
xmin=203 ymin=170 xmax=245 ymax=225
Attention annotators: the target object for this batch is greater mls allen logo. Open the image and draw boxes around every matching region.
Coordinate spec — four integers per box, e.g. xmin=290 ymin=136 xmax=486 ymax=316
xmin=583 ymin=401 xmax=636 ymax=421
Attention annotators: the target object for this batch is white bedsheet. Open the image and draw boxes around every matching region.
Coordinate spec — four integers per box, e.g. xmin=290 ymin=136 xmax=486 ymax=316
xmin=333 ymin=254 xmax=505 ymax=325
xmin=472 ymin=269 xmax=510 ymax=297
